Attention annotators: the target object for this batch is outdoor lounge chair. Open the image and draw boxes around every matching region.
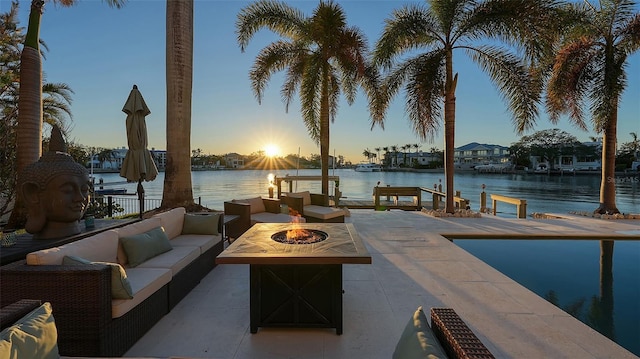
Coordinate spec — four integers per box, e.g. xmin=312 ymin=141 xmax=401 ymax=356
xmin=280 ymin=191 xmax=345 ymax=223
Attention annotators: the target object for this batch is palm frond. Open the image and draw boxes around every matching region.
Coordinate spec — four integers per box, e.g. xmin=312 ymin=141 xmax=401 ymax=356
xmin=236 ymin=0 xmax=305 ymax=52
xmin=461 ymin=0 xmax=565 ymax=62
xmin=281 ymin=55 xmax=305 ymax=112
xmin=546 ymin=37 xmax=598 ymax=128
xmin=359 ymin=63 xmax=386 ymax=129
xmin=467 ymin=45 xmax=543 ymax=134
xmin=387 ymin=51 xmax=445 ymax=141
xmin=373 ymin=4 xmax=442 ymax=69
xmin=430 ymin=0 xmax=474 ymax=39
xmin=300 ymin=56 xmax=323 ymax=143
xmin=328 ymin=73 xmax=340 ymax=123
xmin=589 ymin=52 xmax=627 ymax=131
xmin=41 ymin=82 xmax=74 ymax=133
xmin=249 ymin=40 xmax=299 ymax=103
xmin=616 ymin=13 xmax=640 ymax=55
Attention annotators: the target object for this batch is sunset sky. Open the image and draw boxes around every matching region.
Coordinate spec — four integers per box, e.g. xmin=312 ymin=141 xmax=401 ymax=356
xmin=5 ymin=0 xmax=639 ymax=163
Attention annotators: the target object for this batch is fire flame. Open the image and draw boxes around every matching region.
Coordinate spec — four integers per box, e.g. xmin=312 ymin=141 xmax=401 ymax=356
xmin=286 ymin=215 xmax=309 ymax=240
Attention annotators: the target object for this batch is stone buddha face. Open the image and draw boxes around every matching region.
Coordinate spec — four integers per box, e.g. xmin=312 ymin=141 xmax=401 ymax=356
xmin=39 ymin=172 xmax=91 ymax=222
xmin=20 ymin=151 xmax=92 ymax=240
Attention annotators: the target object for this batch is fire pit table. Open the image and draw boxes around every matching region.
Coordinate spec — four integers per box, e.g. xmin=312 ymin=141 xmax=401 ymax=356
xmin=216 ymin=222 xmax=371 ymax=334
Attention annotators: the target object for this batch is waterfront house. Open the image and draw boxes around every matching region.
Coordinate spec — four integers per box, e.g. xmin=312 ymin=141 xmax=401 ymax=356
xmin=529 ymin=139 xmax=602 ymax=173
xmin=224 ymin=153 xmax=245 ymax=169
xmin=454 ymin=142 xmax=511 ymax=170
xmin=150 ymin=148 xmax=167 ymax=171
xmin=87 ymin=147 xmax=166 ymax=172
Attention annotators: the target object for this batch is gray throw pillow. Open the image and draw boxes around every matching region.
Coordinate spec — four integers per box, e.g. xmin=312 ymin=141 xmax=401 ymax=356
xmin=120 ymin=226 xmax=172 ymax=267
xmin=0 ymin=302 xmax=59 ymax=359
xmin=63 ymin=255 xmax=134 ymax=299
xmin=182 ymin=213 xmax=220 ymax=235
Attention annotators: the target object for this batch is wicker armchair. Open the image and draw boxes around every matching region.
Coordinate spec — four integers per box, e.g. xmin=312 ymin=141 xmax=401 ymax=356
xmin=223 ymin=197 xmax=293 ymax=239
xmin=430 ymin=308 xmax=495 ymax=359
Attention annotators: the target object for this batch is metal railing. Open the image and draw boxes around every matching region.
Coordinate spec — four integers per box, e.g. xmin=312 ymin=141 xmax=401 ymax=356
xmin=96 ymin=195 xmax=203 ymax=218
xmin=95 ymin=195 xmax=159 ymax=218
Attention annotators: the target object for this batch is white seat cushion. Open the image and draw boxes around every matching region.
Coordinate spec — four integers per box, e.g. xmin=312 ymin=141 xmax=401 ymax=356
xmin=303 ymin=205 xmax=345 ymax=220
xmin=251 ymin=212 xmax=306 ymax=224
xmin=170 ymin=234 xmax=221 ymax=254
xmin=136 ymin=246 xmax=200 ymax=276
xmin=111 ymin=267 xmax=172 ymax=318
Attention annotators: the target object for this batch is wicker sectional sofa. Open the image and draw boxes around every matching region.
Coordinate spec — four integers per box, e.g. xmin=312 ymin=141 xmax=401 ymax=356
xmin=0 ymin=207 xmax=224 ymax=357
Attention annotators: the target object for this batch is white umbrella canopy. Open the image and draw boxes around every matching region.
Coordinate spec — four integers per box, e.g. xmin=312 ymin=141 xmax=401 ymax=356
xmin=120 ymin=85 xmax=158 ymax=182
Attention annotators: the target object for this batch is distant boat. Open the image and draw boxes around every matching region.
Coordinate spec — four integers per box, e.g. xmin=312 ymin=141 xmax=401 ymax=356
xmin=95 ymin=188 xmax=127 ymax=195
xmin=474 ymin=163 xmax=511 ymax=173
xmin=354 ymin=163 xmax=382 ymax=172
xmin=533 ymin=164 xmax=549 ymax=174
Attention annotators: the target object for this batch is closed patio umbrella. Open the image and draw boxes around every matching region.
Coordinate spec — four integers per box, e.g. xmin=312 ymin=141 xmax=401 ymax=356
xmin=120 ymin=84 xmax=158 ymax=217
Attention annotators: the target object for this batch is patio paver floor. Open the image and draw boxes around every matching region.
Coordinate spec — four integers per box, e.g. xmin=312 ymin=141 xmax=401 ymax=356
xmin=126 ymin=209 xmax=639 ymax=359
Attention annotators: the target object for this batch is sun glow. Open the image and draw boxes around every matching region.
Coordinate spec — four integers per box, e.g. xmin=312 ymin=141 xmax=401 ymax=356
xmin=264 ymin=144 xmax=280 ymax=158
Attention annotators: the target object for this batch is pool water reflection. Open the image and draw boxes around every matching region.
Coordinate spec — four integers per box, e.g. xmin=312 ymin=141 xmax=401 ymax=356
xmin=454 ymin=239 xmax=640 ymax=356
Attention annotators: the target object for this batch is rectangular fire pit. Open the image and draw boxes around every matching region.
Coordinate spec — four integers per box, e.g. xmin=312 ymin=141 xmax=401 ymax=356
xmin=216 ymin=223 xmax=371 ymax=334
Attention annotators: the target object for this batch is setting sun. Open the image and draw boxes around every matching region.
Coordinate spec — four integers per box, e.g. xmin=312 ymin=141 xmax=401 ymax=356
xmin=264 ymin=144 xmax=280 ymax=158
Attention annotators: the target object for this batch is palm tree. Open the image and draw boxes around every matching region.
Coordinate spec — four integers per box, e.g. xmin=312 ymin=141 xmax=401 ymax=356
xmin=374 ymin=147 xmax=381 ymax=164
xmin=390 ymin=145 xmax=398 ymax=167
xmin=374 ymin=0 xmax=560 ymax=213
xmin=382 ymin=146 xmax=389 ymax=166
xmin=413 ymin=143 xmax=420 ymax=166
xmin=362 ymin=148 xmax=372 ymax=162
xmin=162 ymin=0 xmax=195 ymax=209
xmin=96 ymin=148 xmax=116 ymax=168
xmin=630 ymin=132 xmax=639 ymax=160
xmin=545 ymin=0 xmax=640 ymax=214
xmin=16 ymin=0 xmax=124 ymax=175
xmin=8 ymin=0 xmax=124 ymax=228
xmin=3 ymin=1 xmax=79 ymax=228
xmin=236 ymin=0 xmax=384 ymax=204
xmin=402 ymin=144 xmax=411 ymax=166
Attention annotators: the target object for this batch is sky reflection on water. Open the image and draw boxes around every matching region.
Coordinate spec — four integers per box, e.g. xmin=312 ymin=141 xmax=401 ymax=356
xmin=455 ymin=239 xmax=640 ymax=356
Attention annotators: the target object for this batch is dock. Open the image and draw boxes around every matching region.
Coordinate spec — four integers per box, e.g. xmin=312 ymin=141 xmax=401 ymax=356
xmin=273 ymin=176 xmax=463 ymax=211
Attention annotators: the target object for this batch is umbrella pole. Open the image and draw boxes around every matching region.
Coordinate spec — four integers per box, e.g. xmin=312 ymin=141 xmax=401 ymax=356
xmin=137 ymin=179 xmax=145 ymax=219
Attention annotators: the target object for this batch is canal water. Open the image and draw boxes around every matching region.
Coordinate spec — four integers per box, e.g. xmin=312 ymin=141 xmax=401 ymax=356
xmin=94 ymin=168 xmax=639 ymax=215
xmin=94 ymin=169 xmax=639 ymax=355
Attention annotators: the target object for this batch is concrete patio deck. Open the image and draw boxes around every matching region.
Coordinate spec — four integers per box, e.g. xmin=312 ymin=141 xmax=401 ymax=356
xmin=126 ymin=209 xmax=639 ymax=359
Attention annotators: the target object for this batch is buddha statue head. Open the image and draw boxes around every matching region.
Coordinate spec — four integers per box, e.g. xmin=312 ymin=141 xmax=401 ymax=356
xmin=19 ymin=126 xmax=91 ymax=239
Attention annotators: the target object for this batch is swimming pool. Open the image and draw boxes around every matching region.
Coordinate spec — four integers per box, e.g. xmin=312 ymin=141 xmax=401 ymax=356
xmin=454 ymin=239 xmax=640 ymax=356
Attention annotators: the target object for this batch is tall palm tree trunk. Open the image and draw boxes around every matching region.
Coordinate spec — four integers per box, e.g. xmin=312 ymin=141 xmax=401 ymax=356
xmin=596 ymin=109 xmax=619 ymax=214
xmin=443 ymin=49 xmax=457 ymax=213
xmin=7 ymin=1 xmax=43 ymax=229
xmin=162 ymin=0 xmax=194 ymax=208
xmin=320 ymin=69 xmax=330 ymax=206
